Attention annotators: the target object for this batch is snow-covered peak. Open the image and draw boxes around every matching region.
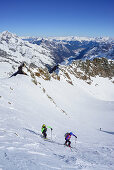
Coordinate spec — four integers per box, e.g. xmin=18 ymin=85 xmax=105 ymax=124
xmin=0 ymin=31 xmax=19 ymax=41
xmin=1 ymin=30 xmax=17 ymax=38
xmin=0 ymin=31 xmax=23 ymax=45
xmin=0 ymin=31 xmax=56 ymax=76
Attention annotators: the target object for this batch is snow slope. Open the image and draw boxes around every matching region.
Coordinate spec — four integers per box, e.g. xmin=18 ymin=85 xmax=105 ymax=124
xmin=0 ymin=73 xmax=114 ymax=169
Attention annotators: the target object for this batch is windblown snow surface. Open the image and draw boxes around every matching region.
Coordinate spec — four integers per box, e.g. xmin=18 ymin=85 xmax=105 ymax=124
xmin=0 ymin=71 xmax=114 ymax=169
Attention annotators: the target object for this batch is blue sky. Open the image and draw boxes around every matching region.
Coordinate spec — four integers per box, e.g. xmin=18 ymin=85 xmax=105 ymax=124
xmin=0 ymin=0 xmax=114 ymax=37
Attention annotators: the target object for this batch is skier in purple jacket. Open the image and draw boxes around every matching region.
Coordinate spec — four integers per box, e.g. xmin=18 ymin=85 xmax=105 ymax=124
xmin=64 ymin=132 xmax=77 ymax=147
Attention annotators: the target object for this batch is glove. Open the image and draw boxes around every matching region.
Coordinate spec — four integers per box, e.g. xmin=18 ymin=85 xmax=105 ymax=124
xmin=51 ymin=128 xmax=53 ymax=130
xmin=75 ymin=136 xmax=77 ymax=138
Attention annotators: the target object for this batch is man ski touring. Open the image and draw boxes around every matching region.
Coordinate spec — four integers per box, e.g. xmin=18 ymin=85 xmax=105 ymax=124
xmin=64 ymin=132 xmax=77 ymax=147
xmin=41 ymin=124 xmax=53 ymax=139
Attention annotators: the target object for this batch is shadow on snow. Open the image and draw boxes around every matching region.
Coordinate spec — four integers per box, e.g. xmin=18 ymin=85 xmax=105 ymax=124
xmin=24 ymin=128 xmax=65 ymax=146
xmin=99 ymin=129 xmax=114 ymax=135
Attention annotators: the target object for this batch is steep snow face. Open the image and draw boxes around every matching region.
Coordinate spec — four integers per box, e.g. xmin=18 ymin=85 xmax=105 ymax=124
xmin=0 ymin=70 xmax=114 ymax=169
xmin=0 ymin=31 xmax=55 ymax=76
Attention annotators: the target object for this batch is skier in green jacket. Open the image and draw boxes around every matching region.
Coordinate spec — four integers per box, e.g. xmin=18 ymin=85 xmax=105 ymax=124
xmin=41 ymin=124 xmax=53 ymax=139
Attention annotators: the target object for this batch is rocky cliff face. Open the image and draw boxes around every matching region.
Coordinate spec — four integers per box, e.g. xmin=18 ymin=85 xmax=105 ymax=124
xmin=58 ymin=58 xmax=114 ymax=85
xmin=11 ymin=57 xmax=114 ymax=87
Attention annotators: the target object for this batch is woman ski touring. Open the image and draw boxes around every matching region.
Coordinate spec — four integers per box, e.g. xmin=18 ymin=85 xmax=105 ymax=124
xmin=64 ymin=132 xmax=77 ymax=147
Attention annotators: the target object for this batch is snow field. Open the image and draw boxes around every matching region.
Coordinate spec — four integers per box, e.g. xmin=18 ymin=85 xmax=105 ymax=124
xmin=0 ymin=75 xmax=114 ymax=169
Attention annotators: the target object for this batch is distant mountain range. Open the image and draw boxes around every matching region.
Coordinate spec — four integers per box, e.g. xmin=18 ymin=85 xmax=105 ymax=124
xmin=23 ymin=34 xmax=114 ymax=64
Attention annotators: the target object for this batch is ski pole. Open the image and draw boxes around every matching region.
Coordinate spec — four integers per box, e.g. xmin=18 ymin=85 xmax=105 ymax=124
xmin=51 ymin=128 xmax=52 ymax=140
xmin=75 ymin=137 xmax=77 ymax=148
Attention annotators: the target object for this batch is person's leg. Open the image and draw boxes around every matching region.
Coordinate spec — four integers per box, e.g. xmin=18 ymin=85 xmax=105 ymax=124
xmin=44 ymin=132 xmax=47 ymax=138
xmin=68 ymin=140 xmax=71 ymax=147
xmin=42 ymin=131 xmax=46 ymax=138
xmin=64 ymin=140 xmax=67 ymax=145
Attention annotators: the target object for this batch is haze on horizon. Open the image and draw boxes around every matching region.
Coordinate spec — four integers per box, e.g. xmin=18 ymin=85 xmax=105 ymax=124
xmin=0 ymin=0 xmax=114 ymax=37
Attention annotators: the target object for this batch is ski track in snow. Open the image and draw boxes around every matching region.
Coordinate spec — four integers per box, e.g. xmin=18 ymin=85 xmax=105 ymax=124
xmin=0 ymin=117 xmax=114 ymax=170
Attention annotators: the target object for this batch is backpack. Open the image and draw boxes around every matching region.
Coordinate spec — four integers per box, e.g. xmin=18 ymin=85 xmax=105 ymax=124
xmin=64 ymin=132 xmax=69 ymax=138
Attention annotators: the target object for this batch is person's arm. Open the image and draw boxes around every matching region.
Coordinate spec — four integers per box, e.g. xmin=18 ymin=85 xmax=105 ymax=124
xmin=47 ymin=126 xmax=53 ymax=130
xmin=72 ymin=133 xmax=77 ymax=138
xmin=41 ymin=128 xmax=44 ymax=132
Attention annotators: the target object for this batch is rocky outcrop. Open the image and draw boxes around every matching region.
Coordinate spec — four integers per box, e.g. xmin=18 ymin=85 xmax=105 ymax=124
xmin=10 ymin=63 xmax=27 ymax=77
xmin=10 ymin=58 xmax=114 ymax=86
xmin=58 ymin=58 xmax=114 ymax=84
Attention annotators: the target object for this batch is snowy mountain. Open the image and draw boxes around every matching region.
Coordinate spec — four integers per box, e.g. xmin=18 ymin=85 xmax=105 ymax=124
xmin=0 ymin=31 xmax=56 ymax=77
xmin=0 ymin=31 xmax=114 ymax=169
